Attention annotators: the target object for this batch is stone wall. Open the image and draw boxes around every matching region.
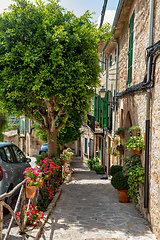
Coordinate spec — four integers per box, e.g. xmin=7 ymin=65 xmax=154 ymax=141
xmin=114 ymin=0 xmax=160 ymax=238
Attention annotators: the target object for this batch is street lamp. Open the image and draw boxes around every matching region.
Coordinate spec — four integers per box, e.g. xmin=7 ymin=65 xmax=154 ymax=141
xmin=99 ymin=86 xmax=119 ymax=108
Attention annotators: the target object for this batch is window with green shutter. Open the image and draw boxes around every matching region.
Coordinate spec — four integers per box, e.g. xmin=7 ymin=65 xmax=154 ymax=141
xmin=98 ymin=95 xmax=101 ymax=127
xmin=94 ymin=95 xmax=97 ymax=120
xmin=103 ymin=91 xmax=108 ymax=128
xmin=110 ymin=54 xmax=112 ymax=68
xmin=101 ymin=52 xmax=104 ymax=69
xmin=127 ymin=10 xmax=135 ymax=87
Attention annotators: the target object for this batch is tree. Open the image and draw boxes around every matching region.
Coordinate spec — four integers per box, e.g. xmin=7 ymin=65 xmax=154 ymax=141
xmin=0 ymin=0 xmax=113 ymax=156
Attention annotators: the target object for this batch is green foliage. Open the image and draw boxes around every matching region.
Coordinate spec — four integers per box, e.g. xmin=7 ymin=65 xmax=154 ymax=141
xmin=123 ymin=154 xmax=141 ymax=176
xmin=109 ymin=165 xmax=123 ymax=176
xmin=111 ymin=171 xmax=129 ymax=190
xmin=94 ymin=165 xmax=104 ymax=174
xmin=124 ymin=135 xmax=145 ymax=151
xmin=128 ymin=126 xmax=141 ymax=135
xmin=0 ymin=0 xmax=113 ymax=155
xmin=115 ymin=127 xmax=125 ymax=135
xmin=33 ymin=123 xmax=47 ymax=143
xmin=109 ymin=147 xmax=118 ymax=156
xmin=86 ymin=157 xmax=99 ymax=170
xmin=127 ymin=164 xmax=144 ymax=205
xmin=123 ymin=154 xmax=144 ymax=205
xmin=116 ymin=144 xmax=124 ymax=151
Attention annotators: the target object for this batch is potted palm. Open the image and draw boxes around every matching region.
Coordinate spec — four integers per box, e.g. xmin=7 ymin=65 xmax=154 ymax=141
xmin=111 ymin=171 xmax=129 ymax=203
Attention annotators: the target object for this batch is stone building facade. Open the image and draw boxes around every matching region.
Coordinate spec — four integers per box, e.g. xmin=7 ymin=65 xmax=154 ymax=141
xmin=96 ymin=0 xmax=160 ymax=238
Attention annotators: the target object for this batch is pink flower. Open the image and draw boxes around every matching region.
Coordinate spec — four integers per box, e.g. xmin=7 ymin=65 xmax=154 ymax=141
xmin=33 ymin=222 xmax=38 ymax=226
xmin=36 ymin=178 xmax=41 ymax=182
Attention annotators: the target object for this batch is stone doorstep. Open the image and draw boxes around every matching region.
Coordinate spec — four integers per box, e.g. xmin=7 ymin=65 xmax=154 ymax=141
xmin=26 ymin=172 xmax=72 ymax=240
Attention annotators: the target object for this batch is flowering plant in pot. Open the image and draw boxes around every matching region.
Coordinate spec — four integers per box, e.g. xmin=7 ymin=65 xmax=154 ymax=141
xmin=60 ymin=149 xmax=73 ymax=164
xmin=23 ymin=167 xmax=43 ymax=187
xmin=38 ymin=157 xmax=60 ymax=175
xmin=16 ymin=204 xmax=44 ymax=226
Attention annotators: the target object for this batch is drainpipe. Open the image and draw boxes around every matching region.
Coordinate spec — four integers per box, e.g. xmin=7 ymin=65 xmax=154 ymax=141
xmin=113 ymin=42 xmax=118 ymax=137
xmin=144 ymin=0 xmax=155 ymax=209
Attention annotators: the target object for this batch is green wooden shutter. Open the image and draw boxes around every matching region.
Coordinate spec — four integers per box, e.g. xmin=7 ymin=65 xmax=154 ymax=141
xmin=26 ymin=118 xmax=29 ymax=132
xmin=94 ymin=95 xmax=97 ymax=119
xmin=22 ymin=120 xmax=25 ymax=135
xmin=98 ymin=95 xmax=101 ymax=127
xmin=101 ymin=52 xmax=104 ymax=69
xmin=127 ymin=10 xmax=135 ymax=87
xmin=103 ymin=91 xmax=108 ymax=128
xmin=96 ymin=95 xmax=99 ymax=122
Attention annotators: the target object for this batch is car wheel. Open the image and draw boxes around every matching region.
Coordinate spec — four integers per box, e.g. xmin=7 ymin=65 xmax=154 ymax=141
xmin=4 ymin=185 xmax=13 ymax=214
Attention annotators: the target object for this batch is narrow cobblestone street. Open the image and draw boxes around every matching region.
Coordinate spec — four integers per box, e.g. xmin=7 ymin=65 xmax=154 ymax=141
xmin=39 ymin=158 xmax=157 ymax=240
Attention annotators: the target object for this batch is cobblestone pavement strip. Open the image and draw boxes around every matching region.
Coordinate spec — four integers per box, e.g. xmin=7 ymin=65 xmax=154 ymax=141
xmin=38 ymin=158 xmax=157 ymax=240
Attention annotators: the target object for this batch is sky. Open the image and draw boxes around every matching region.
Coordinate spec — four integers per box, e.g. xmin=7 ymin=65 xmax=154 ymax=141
xmin=0 ymin=0 xmax=119 ymax=26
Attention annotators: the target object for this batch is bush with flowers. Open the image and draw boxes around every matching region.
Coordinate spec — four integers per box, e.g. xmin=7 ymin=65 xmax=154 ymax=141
xmin=16 ymin=204 xmax=44 ymax=226
xmin=60 ymin=149 xmax=74 ymax=163
xmin=37 ymin=181 xmax=60 ymax=211
xmin=37 ymin=157 xmax=60 ymax=176
xmin=23 ymin=167 xmax=45 ymax=187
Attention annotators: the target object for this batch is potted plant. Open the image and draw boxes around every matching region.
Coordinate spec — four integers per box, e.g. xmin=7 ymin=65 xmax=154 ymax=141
xmin=109 ymin=147 xmax=118 ymax=156
xmin=124 ymin=135 xmax=145 ymax=154
xmin=111 ymin=171 xmax=130 ymax=203
xmin=115 ymin=127 xmax=125 ymax=139
xmin=60 ymin=149 xmax=73 ymax=165
xmin=95 ymin=121 xmax=99 ymax=128
xmin=16 ymin=203 xmax=44 ymax=226
xmin=112 ymin=138 xmax=119 ymax=145
xmin=128 ymin=126 xmax=141 ymax=136
xmin=116 ymin=144 xmax=124 ymax=155
xmin=23 ymin=167 xmax=43 ymax=198
xmin=109 ymin=164 xmax=123 ymax=176
xmin=123 ymin=154 xmax=145 ymax=205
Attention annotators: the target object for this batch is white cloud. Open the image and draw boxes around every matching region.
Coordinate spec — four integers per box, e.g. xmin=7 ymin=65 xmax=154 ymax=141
xmin=98 ymin=10 xmax=116 ymax=26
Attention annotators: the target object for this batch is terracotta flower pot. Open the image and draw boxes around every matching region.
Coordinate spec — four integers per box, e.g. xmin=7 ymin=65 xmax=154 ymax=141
xmin=119 ymin=134 xmax=124 ymax=139
xmin=52 ymin=170 xmax=56 ymax=175
xmin=114 ymin=140 xmax=118 ymax=145
xmin=119 ymin=149 xmax=124 ymax=155
xmin=38 ymin=179 xmax=44 ymax=188
xmin=62 ymin=160 xmax=68 ymax=165
xmin=131 ymin=149 xmax=142 ymax=154
xmin=117 ymin=190 xmax=130 ymax=203
xmin=26 ymin=185 xmax=37 ymax=199
xmin=46 ymin=173 xmax=51 ymax=180
xmin=134 ymin=149 xmax=142 ymax=154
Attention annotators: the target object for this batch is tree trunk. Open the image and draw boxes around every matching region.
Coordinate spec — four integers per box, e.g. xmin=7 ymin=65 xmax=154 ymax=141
xmin=47 ymin=129 xmax=57 ymax=157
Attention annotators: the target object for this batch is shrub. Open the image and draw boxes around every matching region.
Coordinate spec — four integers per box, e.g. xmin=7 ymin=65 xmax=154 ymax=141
xmin=94 ymin=165 xmax=105 ymax=174
xmin=86 ymin=157 xmax=99 ymax=170
xmin=109 ymin=165 xmax=123 ymax=176
xmin=111 ymin=171 xmax=129 ymax=190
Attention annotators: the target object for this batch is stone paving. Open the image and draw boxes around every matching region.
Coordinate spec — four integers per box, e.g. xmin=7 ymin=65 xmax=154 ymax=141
xmin=39 ymin=158 xmax=157 ymax=240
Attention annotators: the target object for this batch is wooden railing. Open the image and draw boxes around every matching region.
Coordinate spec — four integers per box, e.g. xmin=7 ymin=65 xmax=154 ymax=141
xmin=0 ymin=179 xmax=28 ymax=240
xmin=0 ymin=168 xmax=62 ymax=240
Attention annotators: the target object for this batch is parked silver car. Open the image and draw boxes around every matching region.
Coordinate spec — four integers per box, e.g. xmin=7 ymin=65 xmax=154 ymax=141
xmin=0 ymin=142 xmax=31 ymax=210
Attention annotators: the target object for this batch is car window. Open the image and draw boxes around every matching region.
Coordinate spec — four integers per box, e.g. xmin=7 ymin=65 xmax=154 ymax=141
xmin=11 ymin=145 xmax=26 ymax=163
xmin=0 ymin=147 xmax=8 ymax=162
xmin=4 ymin=146 xmax=15 ymax=163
